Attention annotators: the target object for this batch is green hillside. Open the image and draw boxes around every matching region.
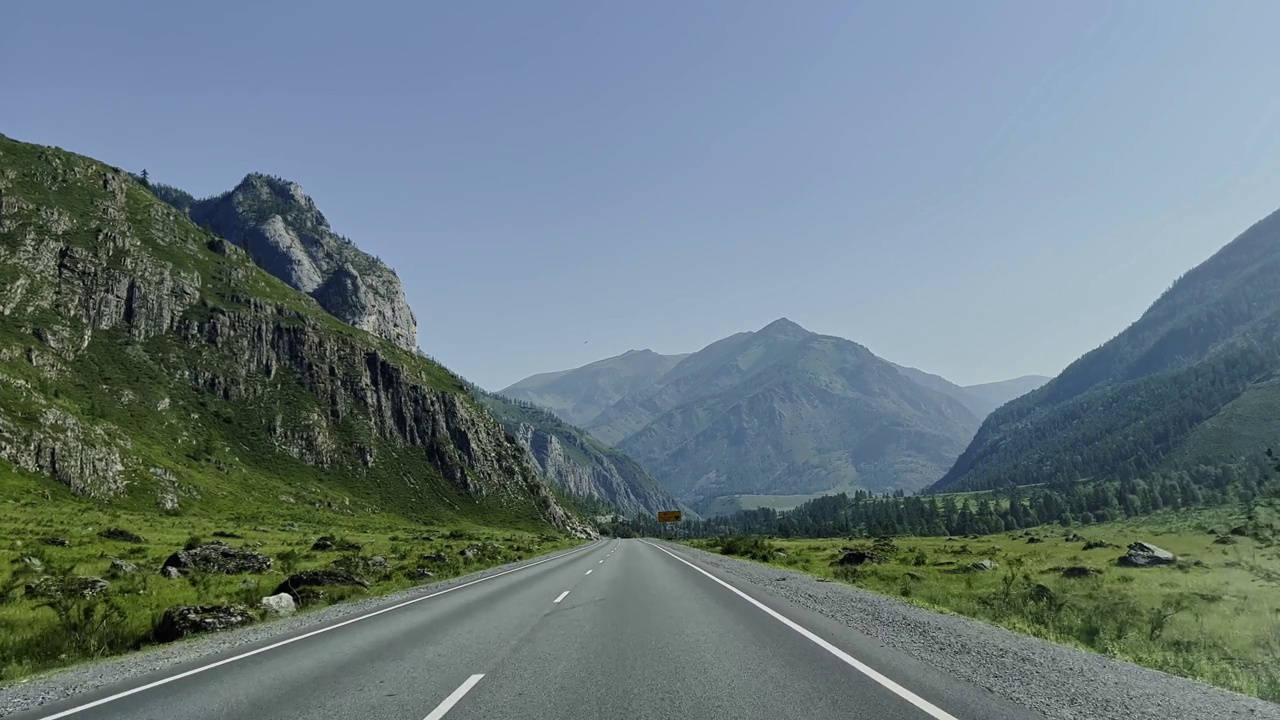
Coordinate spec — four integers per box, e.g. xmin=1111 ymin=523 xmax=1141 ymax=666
xmin=0 ymin=133 xmax=585 ymax=534
xmin=934 ymin=205 xmax=1280 ymax=493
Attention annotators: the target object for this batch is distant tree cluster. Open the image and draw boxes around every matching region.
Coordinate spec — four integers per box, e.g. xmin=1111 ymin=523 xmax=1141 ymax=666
xmin=618 ymin=453 xmax=1277 ymax=539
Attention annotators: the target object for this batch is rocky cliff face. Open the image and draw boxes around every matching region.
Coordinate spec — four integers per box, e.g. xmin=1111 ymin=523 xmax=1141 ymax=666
xmin=0 ymin=134 xmax=589 ymax=537
xmin=515 ymin=422 xmax=675 ymax=517
xmin=472 ymin=390 xmax=681 ymax=517
xmin=153 ymin=173 xmax=418 ymax=353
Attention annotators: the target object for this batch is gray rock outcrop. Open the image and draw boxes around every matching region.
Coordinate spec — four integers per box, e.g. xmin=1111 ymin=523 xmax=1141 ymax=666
xmin=166 ymin=173 xmax=418 ymax=352
xmin=160 ymin=543 xmax=273 ymax=575
xmin=1117 ymin=542 xmax=1176 ymax=567
xmin=154 ymin=605 xmax=253 ymax=642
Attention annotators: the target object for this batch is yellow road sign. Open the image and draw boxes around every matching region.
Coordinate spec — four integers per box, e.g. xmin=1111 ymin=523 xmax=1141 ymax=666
xmin=657 ymin=510 xmax=682 ymax=523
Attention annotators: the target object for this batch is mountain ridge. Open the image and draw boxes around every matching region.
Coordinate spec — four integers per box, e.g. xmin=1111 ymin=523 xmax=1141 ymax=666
xmin=933 ymin=203 xmax=1280 ymax=493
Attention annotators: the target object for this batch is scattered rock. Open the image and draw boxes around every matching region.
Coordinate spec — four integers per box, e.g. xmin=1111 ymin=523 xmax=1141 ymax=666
xmin=1029 ymin=584 xmax=1055 ymax=603
xmin=408 ymin=568 xmax=434 ymax=581
xmin=154 ymin=605 xmax=253 ymax=642
xmin=310 ymin=536 xmax=336 ymax=551
xmin=1117 ymin=542 xmax=1176 ymax=568
xmin=460 ymin=545 xmax=481 ymax=561
xmin=42 ymin=537 xmax=70 ymax=547
xmin=1083 ymin=540 xmax=1119 ymax=550
xmin=1026 ymin=537 xmax=1043 ymax=544
xmin=273 ymin=569 xmax=369 ymax=600
xmin=1061 ymin=566 xmax=1101 ymax=579
xmin=18 ymin=555 xmax=44 ymax=572
xmin=368 ymin=556 xmax=387 ymax=570
xmin=1213 ymin=535 xmax=1238 ymax=545
xmin=109 ymin=558 xmax=138 ymax=575
xmin=420 ymin=551 xmax=449 ymax=564
xmin=965 ymin=534 xmax=980 ymax=540
xmin=258 ymin=593 xmax=296 ymax=617
xmin=990 ymin=545 xmax=1002 ymax=553
xmin=25 ymin=575 xmax=109 ymax=599
xmin=904 ymin=572 xmax=923 ymax=581
xmin=970 ymin=559 xmax=998 ymax=572
xmin=161 ymin=542 xmax=273 ymax=575
xmin=834 ymin=550 xmax=886 ymax=566
xmin=160 ymin=566 xmax=181 ymax=579
xmin=282 ymin=522 xmax=300 ymax=532
xmin=98 ymin=528 xmax=145 ymax=543
xmin=1229 ymin=525 xmax=1248 ymax=537
xmin=1064 ymin=533 xmax=1086 ymax=542
xmin=211 ymin=531 xmax=243 ymax=539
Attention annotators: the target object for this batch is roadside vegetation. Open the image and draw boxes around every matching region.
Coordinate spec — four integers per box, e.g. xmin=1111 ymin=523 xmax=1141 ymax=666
xmin=0 ymin=465 xmax=582 ymax=684
xmin=689 ymin=501 xmax=1280 ymax=701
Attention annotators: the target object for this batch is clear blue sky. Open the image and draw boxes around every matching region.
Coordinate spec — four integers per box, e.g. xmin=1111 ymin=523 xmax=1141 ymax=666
xmin=7 ymin=1 xmax=1280 ymax=390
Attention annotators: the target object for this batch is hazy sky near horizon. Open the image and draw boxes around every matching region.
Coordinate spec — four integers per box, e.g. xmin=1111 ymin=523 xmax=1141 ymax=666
xmin=7 ymin=1 xmax=1280 ymax=389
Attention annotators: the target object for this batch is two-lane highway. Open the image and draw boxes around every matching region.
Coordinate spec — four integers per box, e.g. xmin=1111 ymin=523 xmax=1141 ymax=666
xmin=9 ymin=539 xmax=1042 ymax=720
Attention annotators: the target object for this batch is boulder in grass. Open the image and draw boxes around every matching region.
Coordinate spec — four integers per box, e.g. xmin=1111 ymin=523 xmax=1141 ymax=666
xmin=272 ymin=569 xmax=369 ymax=600
xmin=259 ymin=593 xmax=296 ymax=617
xmin=1117 ymin=542 xmax=1176 ymax=568
xmin=154 ymin=605 xmax=253 ymax=642
xmin=161 ymin=542 xmax=272 ymax=575
xmin=98 ymin=528 xmax=145 ymax=543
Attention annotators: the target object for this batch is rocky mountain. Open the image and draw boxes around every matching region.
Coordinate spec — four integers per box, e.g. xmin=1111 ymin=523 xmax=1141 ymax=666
xmin=890 ymin=364 xmax=1049 ymax=419
xmin=0 ymin=134 xmax=589 ymax=536
xmin=500 ymin=349 xmax=688 ymax=427
xmin=471 ymin=389 xmax=682 ymax=517
xmin=584 ymin=318 xmax=980 ymax=503
xmin=149 ymin=174 xmax=418 ymax=352
xmin=933 ymin=203 xmax=1280 ymax=493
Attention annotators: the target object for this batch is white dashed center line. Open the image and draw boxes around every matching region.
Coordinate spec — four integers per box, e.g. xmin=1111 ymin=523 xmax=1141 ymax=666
xmin=554 ymin=590 xmax=570 ymax=603
xmin=585 ymin=569 xmax=593 ymax=575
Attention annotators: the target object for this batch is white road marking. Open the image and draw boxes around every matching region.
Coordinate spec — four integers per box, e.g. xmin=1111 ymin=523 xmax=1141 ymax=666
xmin=585 ymin=569 xmax=593 ymax=575
xmin=31 ymin=540 xmax=605 ymax=720
xmin=423 ymin=674 xmax=484 ymax=720
xmin=644 ymin=541 xmax=960 ymax=720
xmin=598 ymin=559 xmax=604 ymax=563
xmin=554 ymin=590 xmax=570 ymax=603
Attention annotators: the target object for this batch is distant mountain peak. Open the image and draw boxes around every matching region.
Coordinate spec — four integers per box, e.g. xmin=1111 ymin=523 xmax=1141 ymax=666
xmin=758 ymin=317 xmax=809 ymax=335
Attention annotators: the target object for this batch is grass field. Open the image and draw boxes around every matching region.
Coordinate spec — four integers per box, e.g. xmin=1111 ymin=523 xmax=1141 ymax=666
xmin=690 ymin=502 xmax=1280 ymax=701
xmin=0 ymin=465 xmax=582 ymax=684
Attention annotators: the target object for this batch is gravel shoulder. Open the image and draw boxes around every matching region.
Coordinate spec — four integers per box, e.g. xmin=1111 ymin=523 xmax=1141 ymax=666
xmin=663 ymin=542 xmax=1280 ymax=720
xmin=0 ymin=541 xmax=595 ymax=718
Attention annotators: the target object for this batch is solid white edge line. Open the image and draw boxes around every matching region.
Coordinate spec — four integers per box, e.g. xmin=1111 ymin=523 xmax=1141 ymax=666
xmin=422 ymin=673 xmax=484 ymax=720
xmin=553 ymin=590 xmax=570 ymax=603
xmin=33 ymin=540 xmax=605 ymax=720
xmin=642 ymin=540 xmax=960 ymax=720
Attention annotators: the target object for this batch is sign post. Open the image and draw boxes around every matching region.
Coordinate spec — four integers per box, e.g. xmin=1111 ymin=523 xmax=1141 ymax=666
xmin=657 ymin=509 xmax=681 ymax=541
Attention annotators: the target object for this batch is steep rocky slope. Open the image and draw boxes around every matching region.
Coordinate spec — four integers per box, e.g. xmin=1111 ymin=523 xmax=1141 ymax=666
xmin=934 ymin=203 xmax=1280 ymax=492
xmin=149 ymin=174 xmax=417 ymax=352
xmin=473 ymin=389 xmax=681 ymax=517
xmin=500 ymin=349 xmax=688 ymax=427
xmin=587 ymin=319 xmax=980 ymax=503
xmin=0 ymin=134 xmax=588 ymax=536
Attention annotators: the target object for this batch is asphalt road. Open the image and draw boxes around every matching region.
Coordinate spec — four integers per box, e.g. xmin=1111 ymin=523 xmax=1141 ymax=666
xmin=10 ymin=538 xmax=1044 ymax=720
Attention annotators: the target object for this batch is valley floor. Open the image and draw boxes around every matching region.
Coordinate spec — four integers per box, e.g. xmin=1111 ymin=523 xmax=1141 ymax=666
xmin=688 ymin=504 xmax=1280 ymax=703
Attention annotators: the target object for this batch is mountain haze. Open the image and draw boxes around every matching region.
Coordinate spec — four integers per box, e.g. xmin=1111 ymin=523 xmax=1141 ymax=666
xmin=500 ymin=349 xmax=688 ymax=427
xmin=890 ymin=365 xmax=1049 ymax=419
xmin=934 ymin=204 xmax=1280 ymax=493
xmin=582 ymin=319 xmax=980 ymax=503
